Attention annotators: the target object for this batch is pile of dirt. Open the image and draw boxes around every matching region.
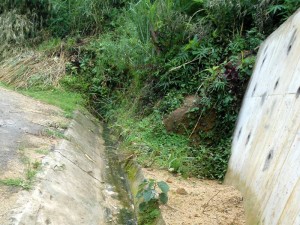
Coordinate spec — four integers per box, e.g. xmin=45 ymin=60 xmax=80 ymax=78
xmin=143 ymin=168 xmax=245 ymax=225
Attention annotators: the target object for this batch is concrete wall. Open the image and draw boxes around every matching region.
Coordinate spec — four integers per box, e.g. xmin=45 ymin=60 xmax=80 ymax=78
xmin=225 ymin=9 xmax=300 ymax=225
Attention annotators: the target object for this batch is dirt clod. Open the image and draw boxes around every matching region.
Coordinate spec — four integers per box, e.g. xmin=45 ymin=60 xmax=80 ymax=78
xmin=166 ymin=178 xmax=173 ymax=183
xmin=176 ymin=188 xmax=188 ymax=195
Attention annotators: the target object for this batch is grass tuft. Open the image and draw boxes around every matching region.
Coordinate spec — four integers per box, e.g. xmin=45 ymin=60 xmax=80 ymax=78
xmin=0 ymin=161 xmax=41 ymax=190
xmin=42 ymin=128 xmax=66 ymax=139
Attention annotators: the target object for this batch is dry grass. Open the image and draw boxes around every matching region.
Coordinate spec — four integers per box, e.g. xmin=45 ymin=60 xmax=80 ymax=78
xmin=0 ymin=10 xmax=34 ymax=60
xmin=0 ymin=50 xmax=66 ymax=89
xmin=0 ymin=9 xmax=66 ymax=88
xmin=0 ymin=10 xmax=33 ymax=44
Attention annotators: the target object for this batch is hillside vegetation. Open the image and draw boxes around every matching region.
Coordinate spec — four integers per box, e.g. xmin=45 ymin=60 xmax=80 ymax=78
xmin=0 ymin=0 xmax=299 ymax=180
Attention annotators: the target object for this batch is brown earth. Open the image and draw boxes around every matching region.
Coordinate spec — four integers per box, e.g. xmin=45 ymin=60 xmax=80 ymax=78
xmin=143 ymin=168 xmax=246 ymax=225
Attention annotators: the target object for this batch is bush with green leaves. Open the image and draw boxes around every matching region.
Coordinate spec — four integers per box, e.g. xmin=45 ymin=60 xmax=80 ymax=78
xmin=2 ymin=0 xmax=299 ymax=181
xmin=66 ymin=0 xmax=298 ymax=180
xmin=47 ymin=0 xmax=124 ymax=36
xmin=137 ymin=179 xmax=169 ymax=224
xmin=268 ymin=0 xmax=300 ymax=21
xmin=0 ymin=0 xmax=49 ymax=58
xmin=64 ymin=25 xmax=153 ymax=115
xmin=0 ymin=0 xmax=130 ymax=44
xmin=0 ymin=0 xmax=51 ymax=40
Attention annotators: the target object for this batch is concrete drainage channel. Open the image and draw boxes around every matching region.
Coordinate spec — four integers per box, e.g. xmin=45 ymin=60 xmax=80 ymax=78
xmin=100 ymin=121 xmax=165 ymax=225
xmin=101 ymin=124 xmax=137 ymax=224
xmin=8 ymin=110 xmax=162 ymax=225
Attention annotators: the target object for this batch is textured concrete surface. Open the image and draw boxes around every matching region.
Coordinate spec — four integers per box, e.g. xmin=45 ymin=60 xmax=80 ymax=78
xmin=11 ymin=111 xmax=113 ymax=225
xmin=226 ymin=9 xmax=300 ymax=225
xmin=0 ymin=87 xmax=122 ymax=224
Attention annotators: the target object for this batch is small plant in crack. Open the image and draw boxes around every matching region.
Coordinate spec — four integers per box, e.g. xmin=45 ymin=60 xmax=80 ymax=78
xmin=35 ymin=148 xmax=50 ymax=155
xmin=24 ymin=160 xmax=42 ymax=189
xmin=0 ymin=178 xmax=26 ymax=188
xmin=136 ymin=179 xmax=169 ymax=224
xmin=43 ymin=128 xmax=66 ymax=139
xmin=0 ymin=160 xmax=42 ymax=190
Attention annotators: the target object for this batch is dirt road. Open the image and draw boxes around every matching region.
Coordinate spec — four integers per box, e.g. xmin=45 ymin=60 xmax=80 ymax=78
xmin=0 ymin=87 xmax=66 ymax=178
xmin=0 ymin=87 xmax=68 ymax=224
xmin=0 ymin=88 xmax=43 ymax=170
xmin=143 ymin=169 xmax=246 ymax=225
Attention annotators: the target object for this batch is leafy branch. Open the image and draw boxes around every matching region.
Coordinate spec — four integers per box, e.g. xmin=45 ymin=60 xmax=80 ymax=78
xmin=137 ymin=179 xmax=170 ymax=207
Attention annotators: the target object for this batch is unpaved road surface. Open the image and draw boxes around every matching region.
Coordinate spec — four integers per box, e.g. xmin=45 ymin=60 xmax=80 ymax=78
xmin=0 ymin=88 xmax=44 ymax=170
xmin=0 ymin=87 xmax=68 ymax=224
xmin=0 ymin=86 xmax=67 ymax=179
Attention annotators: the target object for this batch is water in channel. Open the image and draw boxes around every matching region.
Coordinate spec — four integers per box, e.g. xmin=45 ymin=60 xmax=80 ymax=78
xmin=102 ymin=124 xmax=137 ymax=225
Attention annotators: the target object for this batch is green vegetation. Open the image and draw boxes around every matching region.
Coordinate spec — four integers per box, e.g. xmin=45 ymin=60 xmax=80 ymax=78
xmin=43 ymin=127 xmax=66 ymax=139
xmin=0 ymin=81 xmax=10 ymax=88
xmin=35 ymin=149 xmax=50 ymax=155
xmin=0 ymin=81 xmax=83 ymax=117
xmin=137 ymin=179 xmax=169 ymax=225
xmin=0 ymin=178 xmax=27 ymax=188
xmin=0 ymin=161 xmax=42 ymax=190
xmin=0 ymin=0 xmax=299 ymax=182
xmin=116 ymin=110 xmax=193 ymax=175
xmin=21 ymin=88 xmax=84 ymax=116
